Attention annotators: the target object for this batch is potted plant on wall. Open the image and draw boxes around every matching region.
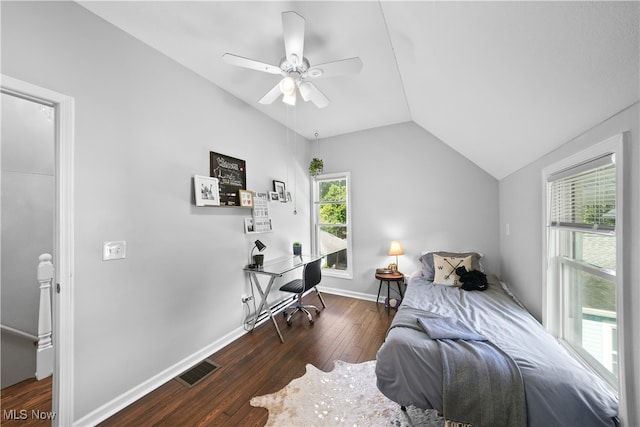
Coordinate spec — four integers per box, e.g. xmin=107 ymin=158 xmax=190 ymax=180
xmin=293 ymin=242 xmax=302 ymax=255
xmin=309 ymin=158 xmax=323 ymax=176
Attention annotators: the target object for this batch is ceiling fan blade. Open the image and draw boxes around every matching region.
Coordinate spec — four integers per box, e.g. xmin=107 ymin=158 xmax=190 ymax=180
xmin=298 ymin=82 xmax=329 ymax=108
xmin=282 ymin=11 xmax=305 ymax=67
xmin=222 ymin=53 xmax=281 ymax=75
xmin=258 ymin=82 xmax=283 ymax=105
xmin=308 ymin=57 xmax=363 ymax=79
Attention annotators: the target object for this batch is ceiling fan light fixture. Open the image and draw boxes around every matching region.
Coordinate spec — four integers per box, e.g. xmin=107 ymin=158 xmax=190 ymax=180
xmin=279 ymin=76 xmax=296 ymax=96
xmin=223 ymin=11 xmax=362 ymax=109
xmin=298 ymin=81 xmax=312 ymax=102
xmin=282 ymin=90 xmax=296 ymax=106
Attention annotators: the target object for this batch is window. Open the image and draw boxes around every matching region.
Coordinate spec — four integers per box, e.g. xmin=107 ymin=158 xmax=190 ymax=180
xmin=312 ymin=172 xmax=352 ymax=278
xmin=545 ymin=135 xmax=624 ymax=391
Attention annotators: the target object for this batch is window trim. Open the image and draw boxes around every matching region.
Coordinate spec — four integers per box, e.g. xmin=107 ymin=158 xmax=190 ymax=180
xmin=311 ymin=171 xmax=353 ymax=279
xmin=542 ymin=133 xmax=626 ymax=400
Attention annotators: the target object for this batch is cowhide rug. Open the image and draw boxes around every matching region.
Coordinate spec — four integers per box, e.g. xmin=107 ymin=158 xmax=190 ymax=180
xmin=250 ymin=360 xmax=444 ymax=426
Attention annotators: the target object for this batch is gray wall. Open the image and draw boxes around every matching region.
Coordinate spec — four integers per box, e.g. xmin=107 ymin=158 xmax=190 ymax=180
xmin=2 ymin=1 xmax=311 ymax=422
xmin=315 ymin=122 xmax=500 ymax=295
xmin=1 ymin=93 xmax=55 ymax=387
xmin=499 ymin=102 xmax=639 ymax=425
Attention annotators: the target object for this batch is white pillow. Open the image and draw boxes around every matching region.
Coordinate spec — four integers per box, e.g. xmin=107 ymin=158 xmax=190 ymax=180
xmin=432 ymin=254 xmax=472 ymax=286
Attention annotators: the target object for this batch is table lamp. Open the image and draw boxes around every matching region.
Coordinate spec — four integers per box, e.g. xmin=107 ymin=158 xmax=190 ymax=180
xmin=388 ymin=240 xmax=404 ymax=273
xmin=251 ymin=239 xmax=266 ymax=267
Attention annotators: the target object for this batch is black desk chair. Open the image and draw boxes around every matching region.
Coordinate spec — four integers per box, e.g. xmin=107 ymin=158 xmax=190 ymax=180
xmin=279 ymin=258 xmax=326 ymax=326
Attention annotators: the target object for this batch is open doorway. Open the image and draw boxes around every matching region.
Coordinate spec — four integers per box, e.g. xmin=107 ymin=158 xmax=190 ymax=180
xmin=1 ymin=91 xmax=55 ymax=388
xmin=1 ymin=76 xmax=75 ymax=427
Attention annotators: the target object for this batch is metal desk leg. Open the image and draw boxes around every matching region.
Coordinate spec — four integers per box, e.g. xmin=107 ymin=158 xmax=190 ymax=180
xmin=248 ymin=272 xmax=284 ymax=343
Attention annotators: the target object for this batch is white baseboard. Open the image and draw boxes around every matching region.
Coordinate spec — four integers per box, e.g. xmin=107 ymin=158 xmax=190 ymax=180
xmin=73 ymin=326 xmax=247 ymax=427
xmin=319 ymin=286 xmax=379 ymax=303
xmin=73 ymin=290 xmax=378 ymax=426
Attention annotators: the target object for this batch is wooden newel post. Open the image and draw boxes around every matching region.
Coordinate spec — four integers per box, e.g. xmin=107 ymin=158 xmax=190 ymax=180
xmin=36 ymin=253 xmax=54 ymax=380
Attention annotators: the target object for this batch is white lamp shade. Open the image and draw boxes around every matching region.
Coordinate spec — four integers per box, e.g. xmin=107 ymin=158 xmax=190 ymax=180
xmin=282 ymin=90 xmax=296 ymax=106
xmin=279 ymin=76 xmax=297 ymax=105
xmin=279 ymin=76 xmax=296 ymax=96
xmin=388 ymin=240 xmax=404 ymax=256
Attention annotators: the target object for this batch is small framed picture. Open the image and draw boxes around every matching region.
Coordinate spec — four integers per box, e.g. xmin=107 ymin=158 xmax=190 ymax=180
xmin=239 ymin=190 xmax=254 ymax=207
xmin=269 ymin=191 xmax=279 ymax=202
xmin=273 ymin=180 xmax=286 ymax=202
xmin=286 ymin=191 xmax=292 ymax=202
xmin=244 ymin=217 xmax=255 ymax=233
xmin=194 ymin=175 xmax=220 ymax=206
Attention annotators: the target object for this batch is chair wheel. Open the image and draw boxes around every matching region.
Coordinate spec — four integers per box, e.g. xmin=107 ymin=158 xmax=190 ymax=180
xmin=282 ymin=311 xmax=287 ymax=317
xmin=315 ymin=309 xmax=320 ymax=314
xmin=309 ymin=319 xmax=314 ymax=324
xmin=286 ymin=320 xmax=292 ymax=326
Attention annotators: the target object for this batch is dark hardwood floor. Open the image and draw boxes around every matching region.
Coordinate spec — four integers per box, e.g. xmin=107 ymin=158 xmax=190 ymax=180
xmin=1 ymin=293 xmax=395 ymax=426
xmin=1 ymin=375 xmax=53 ymax=426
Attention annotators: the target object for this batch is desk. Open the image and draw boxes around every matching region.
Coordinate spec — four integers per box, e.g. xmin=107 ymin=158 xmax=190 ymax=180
xmin=243 ymin=255 xmax=321 ymax=343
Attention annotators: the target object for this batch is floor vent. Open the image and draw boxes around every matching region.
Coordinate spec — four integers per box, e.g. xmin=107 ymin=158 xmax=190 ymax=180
xmin=174 ymin=358 xmax=221 ymax=388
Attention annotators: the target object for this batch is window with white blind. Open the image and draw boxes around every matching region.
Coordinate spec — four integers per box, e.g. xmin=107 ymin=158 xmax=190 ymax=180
xmin=549 ymin=154 xmax=616 ymax=232
xmin=545 ymin=135 xmax=624 ymax=391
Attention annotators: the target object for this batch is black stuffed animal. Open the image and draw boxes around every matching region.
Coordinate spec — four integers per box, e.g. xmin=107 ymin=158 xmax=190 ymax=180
xmin=455 ymin=266 xmax=488 ymax=291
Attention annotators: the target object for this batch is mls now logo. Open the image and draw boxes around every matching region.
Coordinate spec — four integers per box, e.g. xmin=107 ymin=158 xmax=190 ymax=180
xmin=3 ymin=409 xmax=56 ymax=420
xmin=3 ymin=409 xmax=28 ymax=420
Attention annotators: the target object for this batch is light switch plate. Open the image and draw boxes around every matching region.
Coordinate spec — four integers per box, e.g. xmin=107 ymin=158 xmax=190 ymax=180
xmin=103 ymin=241 xmax=126 ymax=261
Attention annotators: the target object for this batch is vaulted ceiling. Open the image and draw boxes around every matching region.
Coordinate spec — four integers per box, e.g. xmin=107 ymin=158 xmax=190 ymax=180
xmin=78 ymin=1 xmax=639 ymax=179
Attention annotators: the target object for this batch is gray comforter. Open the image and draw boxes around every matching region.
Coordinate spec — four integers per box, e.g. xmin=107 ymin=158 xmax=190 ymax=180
xmin=375 ymin=273 xmax=618 ymax=427
xmin=392 ymin=308 xmax=526 ymax=426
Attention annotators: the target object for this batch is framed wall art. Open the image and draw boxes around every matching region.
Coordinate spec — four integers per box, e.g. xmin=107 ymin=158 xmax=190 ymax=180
xmin=239 ymin=189 xmax=254 ymax=207
xmin=210 ymin=152 xmax=246 ymax=206
xmin=252 ymin=192 xmax=272 ymax=233
xmin=273 ymin=180 xmax=286 ymax=202
xmin=244 ymin=216 xmax=273 ymax=234
xmin=269 ymin=191 xmax=279 ymax=202
xmin=244 ymin=218 xmax=255 ymax=233
xmin=194 ymin=175 xmax=220 ymax=206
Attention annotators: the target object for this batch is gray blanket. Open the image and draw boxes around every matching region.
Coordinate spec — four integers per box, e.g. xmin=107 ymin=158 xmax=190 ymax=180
xmin=377 ymin=276 xmax=618 ymax=426
xmin=417 ymin=316 xmax=488 ymax=341
xmin=390 ymin=308 xmax=526 ymax=427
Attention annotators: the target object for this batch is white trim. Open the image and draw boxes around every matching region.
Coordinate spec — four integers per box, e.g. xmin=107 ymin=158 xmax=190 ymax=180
xmin=319 ymin=286 xmax=380 ymax=303
xmin=617 ymin=132 xmax=630 ymax=426
xmin=74 ymin=326 xmax=247 ymax=426
xmin=541 ymin=132 xmax=628 ymax=423
xmin=1 ymin=75 xmax=76 ymax=427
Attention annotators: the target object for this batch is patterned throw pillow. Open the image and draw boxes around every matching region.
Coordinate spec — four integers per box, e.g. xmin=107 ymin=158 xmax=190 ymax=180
xmin=419 ymin=251 xmax=484 ymax=281
xmin=432 ymin=254 xmax=472 ymax=286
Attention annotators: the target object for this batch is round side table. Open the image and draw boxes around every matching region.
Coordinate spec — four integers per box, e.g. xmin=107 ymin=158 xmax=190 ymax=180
xmin=375 ymin=271 xmax=404 ymax=305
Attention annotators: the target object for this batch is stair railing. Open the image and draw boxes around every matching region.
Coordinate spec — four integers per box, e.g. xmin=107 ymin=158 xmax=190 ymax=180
xmin=36 ymin=253 xmax=54 ymax=380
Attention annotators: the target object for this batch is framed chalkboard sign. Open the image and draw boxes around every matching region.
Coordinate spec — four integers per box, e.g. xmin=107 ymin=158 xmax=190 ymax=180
xmin=210 ymin=152 xmax=246 ymax=206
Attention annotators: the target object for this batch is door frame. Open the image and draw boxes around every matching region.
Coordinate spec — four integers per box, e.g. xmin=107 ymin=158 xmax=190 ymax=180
xmin=1 ymin=75 xmax=75 ymax=426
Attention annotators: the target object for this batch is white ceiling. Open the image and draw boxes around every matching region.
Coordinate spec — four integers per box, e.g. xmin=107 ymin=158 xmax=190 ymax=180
xmin=78 ymin=1 xmax=639 ymax=179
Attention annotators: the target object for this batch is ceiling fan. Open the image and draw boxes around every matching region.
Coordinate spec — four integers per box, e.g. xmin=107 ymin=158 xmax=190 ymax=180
xmin=222 ymin=11 xmax=363 ymax=109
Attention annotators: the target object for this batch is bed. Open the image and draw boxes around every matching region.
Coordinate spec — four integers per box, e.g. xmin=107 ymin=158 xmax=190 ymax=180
xmin=375 ymin=251 xmax=618 ymax=427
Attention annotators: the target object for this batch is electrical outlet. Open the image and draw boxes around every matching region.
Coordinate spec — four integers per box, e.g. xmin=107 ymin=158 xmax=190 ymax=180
xmin=241 ymin=295 xmax=253 ymax=303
